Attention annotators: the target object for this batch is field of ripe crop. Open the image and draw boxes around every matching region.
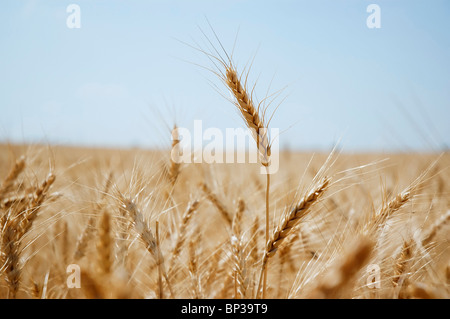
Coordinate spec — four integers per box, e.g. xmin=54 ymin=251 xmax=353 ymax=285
xmin=1 ymin=2 xmax=449 ymax=299
xmin=1 ymin=143 xmax=448 ymax=299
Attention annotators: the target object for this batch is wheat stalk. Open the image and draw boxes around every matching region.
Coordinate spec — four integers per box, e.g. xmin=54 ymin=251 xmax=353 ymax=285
xmin=74 ymin=217 xmax=96 ymax=261
xmin=222 ymin=63 xmax=275 ymax=297
xmin=256 ymin=176 xmax=330 ymax=298
xmin=0 ymin=171 xmax=55 ymax=298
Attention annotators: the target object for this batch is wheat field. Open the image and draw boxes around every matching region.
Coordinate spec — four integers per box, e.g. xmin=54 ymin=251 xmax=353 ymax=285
xmin=0 ymin=142 xmax=448 ymax=299
xmin=1 ymin=27 xmax=449 ymax=299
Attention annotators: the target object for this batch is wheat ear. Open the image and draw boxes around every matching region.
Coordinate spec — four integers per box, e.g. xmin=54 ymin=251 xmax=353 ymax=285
xmin=0 ymin=172 xmax=55 ymax=298
xmin=265 ymin=177 xmax=330 ymax=260
xmin=0 ymin=156 xmax=26 ymax=201
xmin=168 ymin=125 xmax=181 ymax=186
xmin=170 ymin=200 xmax=199 ymax=269
xmin=256 ymin=176 xmax=330 ymax=298
xmin=73 ymin=217 xmax=96 ymax=261
xmin=225 ymin=67 xmax=270 ymax=165
xmin=16 ymin=173 xmax=56 ymax=238
xmin=392 ymin=241 xmax=413 ymax=289
xmin=201 ymin=182 xmax=232 ymax=226
xmin=364 ymin=190 xmax=411 ymax=237
xmin=118 ymin=195 xmax=174 ymax=298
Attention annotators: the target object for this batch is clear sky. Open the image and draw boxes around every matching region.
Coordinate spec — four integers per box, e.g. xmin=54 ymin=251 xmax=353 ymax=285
xmin=1 ymin=0 xmax=449 ymax=152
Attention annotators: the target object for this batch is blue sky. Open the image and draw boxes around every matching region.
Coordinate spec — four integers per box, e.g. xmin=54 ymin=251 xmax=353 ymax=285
xmin=0 ymin=0 xmax=449 ymax=151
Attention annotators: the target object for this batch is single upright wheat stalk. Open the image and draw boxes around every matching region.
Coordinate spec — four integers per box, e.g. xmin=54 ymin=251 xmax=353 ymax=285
xmin=223 ymin=63 xmax=273 ymax=298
